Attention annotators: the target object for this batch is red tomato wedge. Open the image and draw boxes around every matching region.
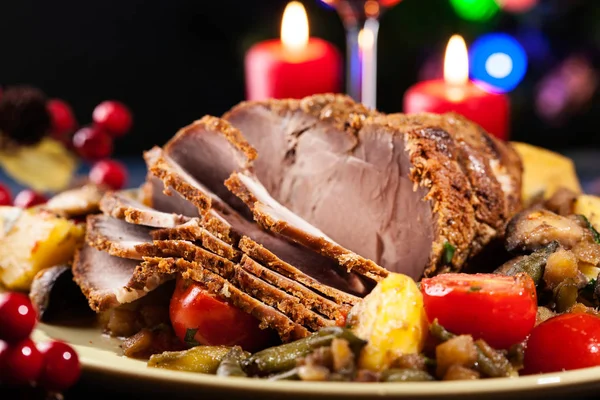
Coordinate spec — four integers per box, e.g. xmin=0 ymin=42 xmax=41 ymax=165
xmin=523 ymin=312 xmax=600 ymax=374
xmin=420 ymin=273 xmax=537 ymax=349
xmin=170 ymin=278 xmax=277 ymax=352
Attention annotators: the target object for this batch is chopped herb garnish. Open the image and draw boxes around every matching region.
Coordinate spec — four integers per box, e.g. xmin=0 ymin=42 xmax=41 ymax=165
xmin=443 ymin=242 xmax=456 ymax=264
xmin=579 ymin=215 xmax=600 ymax=244
xmin=184 ymin=328 xmax=200 ymax=347
xmin=469 ymin=286 xmax=482 ymax=292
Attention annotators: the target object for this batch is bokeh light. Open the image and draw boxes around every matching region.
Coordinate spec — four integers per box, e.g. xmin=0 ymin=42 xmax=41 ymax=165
xmin=449 ymin=0 xmax=500 ymax=22
xmin=495 ymin=0 xmax=538 ymax=13
xmin=470 ymin=33 xmax=528 ymax=93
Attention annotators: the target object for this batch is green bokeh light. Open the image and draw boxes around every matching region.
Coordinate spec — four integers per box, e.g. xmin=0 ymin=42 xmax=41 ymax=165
xmin=449 ymin=0 xmax=500 ymax=21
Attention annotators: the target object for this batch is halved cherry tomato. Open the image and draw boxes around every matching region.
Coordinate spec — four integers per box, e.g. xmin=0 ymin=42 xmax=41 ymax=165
xmin=169 ymin=278 xmax=277 ymax=353
xmin=523 ymin=312 xmax=600 ymax=374
xmin=420 ymin=273 xmax=537 ymax=349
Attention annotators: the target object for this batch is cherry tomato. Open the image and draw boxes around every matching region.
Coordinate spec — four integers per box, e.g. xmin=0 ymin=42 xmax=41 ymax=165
xmin=170 ymin=278 xmax=276 ymax=352
xmin=523 ymin=312 xmax=600 ymax=374
xmin=0 ymin=338 xmax=43 ymax=384
xmin=13 ymin=190 xmax=47 ymax=209
xmin=420 ymin=273 xmax=537 ymax=349
xmin=0 ymin=292 xmax=37 ymax=343
xmin=89 ymin=159 xmax=128 ymax=190
xmin=37 ymin=340 xmax=81 ymax=391
xmin=0 ymin=183 xmax=11 ymax=206
xmin=92 ymin=100 xmax=132 ymax=137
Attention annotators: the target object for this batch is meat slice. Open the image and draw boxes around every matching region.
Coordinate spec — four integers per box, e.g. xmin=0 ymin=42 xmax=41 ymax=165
xmin=224 ymin=94 xmax=522 ymax=277
xmin=72 ymin=243 xmax=170 ymax=312
xmin=86 ymin=214 xmax=152 ymax=260
xmin=225 ymin=171 xmax=389 ymax=281
xmin=163 ymin=115 xmax=257 ymax=216
xmin=151 ymin=219 xmax=241 ymax=261
xmin=100 ymin=191 xmax=189 ymax=228
xmin=45 ymin=184 xmax=104 ymax=218
xmin=139 ymin=256 xmax=311 ymax=341
xmin=145 ymin=175 xmax=200 ymax=218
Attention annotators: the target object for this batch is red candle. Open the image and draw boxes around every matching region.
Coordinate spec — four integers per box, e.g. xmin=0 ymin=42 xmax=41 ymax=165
xmin=245 ymin=1 xmax=342 ymax=101
xmin=403 ymin=35 xmax=510 ymax=140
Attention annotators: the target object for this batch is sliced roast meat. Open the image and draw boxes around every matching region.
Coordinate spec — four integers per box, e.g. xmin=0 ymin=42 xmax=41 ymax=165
xmin=145 ymin=174 xmax=200 ymax=217
xmin=225 ymin=171 xmax=389 ymax=281
xmin=151 ymin=219 xmax=241 ymax=261
xmin=163 ymin=115 xmax=256 ymax=216
xmin=86 ymin=214 xmax=153 ymax=260
xmin=72 ymin=243 xmax=170 ymax=312
xmin=100 ymin=191 xmax=189 ymax=228
xmin=224 ymin=94 xmax=522 ymax=277
xmin=140 ymin=256 xmax=310 ymax=341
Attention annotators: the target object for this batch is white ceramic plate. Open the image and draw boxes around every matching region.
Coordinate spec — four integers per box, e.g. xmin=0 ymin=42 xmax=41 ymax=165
xmin=32 ymin=321 xmax=600 ymax=400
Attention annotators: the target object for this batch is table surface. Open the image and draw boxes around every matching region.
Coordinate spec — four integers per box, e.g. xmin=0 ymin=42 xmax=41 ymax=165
xmin=1 ymin=150 xmax=599 ymax=399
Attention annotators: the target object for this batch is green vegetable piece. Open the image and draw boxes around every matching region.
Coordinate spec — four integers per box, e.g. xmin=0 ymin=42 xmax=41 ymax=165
xmin=184 ymin=328 xmax=200 ymax=347
xmin=429 ymin=319 xmax=455 ymax=342
xmin=381 ymin=369 xmax=435 ymax=382
xmin=216 ymin=346 xmax=249 ymax=377
xmin=148 ymin=346 xmax=231 ymax=374
xmin=243 ymin=327 xmax=366 ymax=376
xmin=578 ymin=215 xmax=600 ymax=244
xmin=554 ymin=278 xmax=579 ymax=313
xmin=494 ymin=241 xmax=559 ymax=285
xmin=442 ymin=242 xmax=456 ymax=265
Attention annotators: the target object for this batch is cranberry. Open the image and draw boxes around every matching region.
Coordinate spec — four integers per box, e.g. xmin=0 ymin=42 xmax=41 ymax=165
xmin=13 ymin=189 xmax=47 ymax=209
xmin=72 ymin=126 xmax=113 ymax=160
xmin=0 ymin=339 xmax=43 ymax=385
xmin=0 ymin=184 xmax=11 ymax=206
xmin=89 ymin=159 xmax=128 ymax=190
xmin=47 ymin=99 xmax=77 ymax=138
xmin=37 ymin=341 xmax=80 ymax=391
xmin=0 ymin=293 xmax=37 ymax=343
xmin=92 ymin=100 xmax=132 ymax=137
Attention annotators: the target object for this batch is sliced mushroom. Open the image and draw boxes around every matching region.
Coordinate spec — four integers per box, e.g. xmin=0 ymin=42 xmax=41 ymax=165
xmin=505 ymin=209 xmax=587 ymax=253
xmin=29 ymin=265 xmax=93 ymax=322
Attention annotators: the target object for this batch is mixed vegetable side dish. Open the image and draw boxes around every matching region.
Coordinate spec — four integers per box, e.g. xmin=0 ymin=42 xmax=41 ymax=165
xmin=2 ymin=94 xmax=600 ymax=387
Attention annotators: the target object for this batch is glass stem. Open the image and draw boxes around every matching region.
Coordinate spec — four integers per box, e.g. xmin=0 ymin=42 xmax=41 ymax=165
xmin=343 ymin=18 xmax=379 ymax=109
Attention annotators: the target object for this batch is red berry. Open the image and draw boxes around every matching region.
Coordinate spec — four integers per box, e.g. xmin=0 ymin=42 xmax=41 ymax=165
xmin=89 ymin=159 xmax=128 ymax=190
xmin=13 ymin=190 xmax=47 ymax=209
xmin=72 ymin=126 xmax=113 ymax=160
xmin=0 ymin=184 xmax=11 ymax=206
xmin=0 ymin=339 xmax=43 ymax=385
xmin=37 ymin=341 xmax=80 ymax=391
xmin=92 ymin=100 xmax=132 ymax=137
xmin=0 ymin=293 xmax=37 ymax=343
xmin=47 ymin=99 xmax=77 ymax=137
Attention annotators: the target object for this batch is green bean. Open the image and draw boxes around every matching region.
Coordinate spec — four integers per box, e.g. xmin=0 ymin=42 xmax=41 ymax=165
xmin=430 ymin=320 xmax=513 ymax=378
xmin=267 ymin=368 xmax=300 ymax=381
xmin=381 ymin=369 xmax=435 ymax=382
xmin=216 ymin=346 xmax=248 ymax=377
xmin=554 ymin=278 xmax=579 ymax=313
xmin=243 ymin=327 xmax=366 ymax=376
xmin=148 ymin=346 xmax=231 ymax=374
xmin=494 ymin=241 xmax=559 ymax=285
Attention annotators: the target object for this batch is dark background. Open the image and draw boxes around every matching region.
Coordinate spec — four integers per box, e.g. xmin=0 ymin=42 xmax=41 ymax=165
xmin=0 ymin=0 xmax=599 ymax=156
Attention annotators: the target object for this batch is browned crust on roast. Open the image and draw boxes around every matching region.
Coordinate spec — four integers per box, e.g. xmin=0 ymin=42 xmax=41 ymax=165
xmin=403 ymin=127 xmax=477 ymax=276
xmin=240 ymin=255 xmax=350 ymax=325
xmin=142 ymin=256 xmax=310 ymax=341
xmin=150 ymin=219 xmax=241 ymax=261
xmin=224 ymin=93 xmax=375 ymax=136
xmin=164 ymin=115 xmax=258 ymax=164
xmin=201 ymin=210 xmax=240 ymax=245
xmin=144 ymin=146 xmax=212 ymax=214
xmin=224 ymin=172 xmax=388 ymax=282
xmin=238 ymin=236 xmax=360 ymax=306
xmin=100 ymin=191 xmax=189 ymax=228
xmin=85 ymin=214 xmax=149 ymax=260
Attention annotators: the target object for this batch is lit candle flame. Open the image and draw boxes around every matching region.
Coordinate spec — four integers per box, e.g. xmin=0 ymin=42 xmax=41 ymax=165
xmin=281 ymin=2 xmax=309 ymax=53
xmin=444 ymin=35 xmax=469 ymax=86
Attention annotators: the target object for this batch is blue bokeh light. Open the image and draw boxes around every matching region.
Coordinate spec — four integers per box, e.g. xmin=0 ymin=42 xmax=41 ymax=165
xmin=469 ymin=33 xmax=528 ymax=93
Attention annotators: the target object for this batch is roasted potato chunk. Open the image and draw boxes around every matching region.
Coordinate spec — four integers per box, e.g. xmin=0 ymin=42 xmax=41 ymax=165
xmin=574 ymin=194 xmax=600 ymax=231
xmin=0 ymin=207 xmax=84 ymax=290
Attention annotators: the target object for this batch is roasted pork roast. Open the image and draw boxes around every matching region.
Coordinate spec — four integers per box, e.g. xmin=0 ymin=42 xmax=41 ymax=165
xmin=72 ymin=94 xmax=522 ymax=339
